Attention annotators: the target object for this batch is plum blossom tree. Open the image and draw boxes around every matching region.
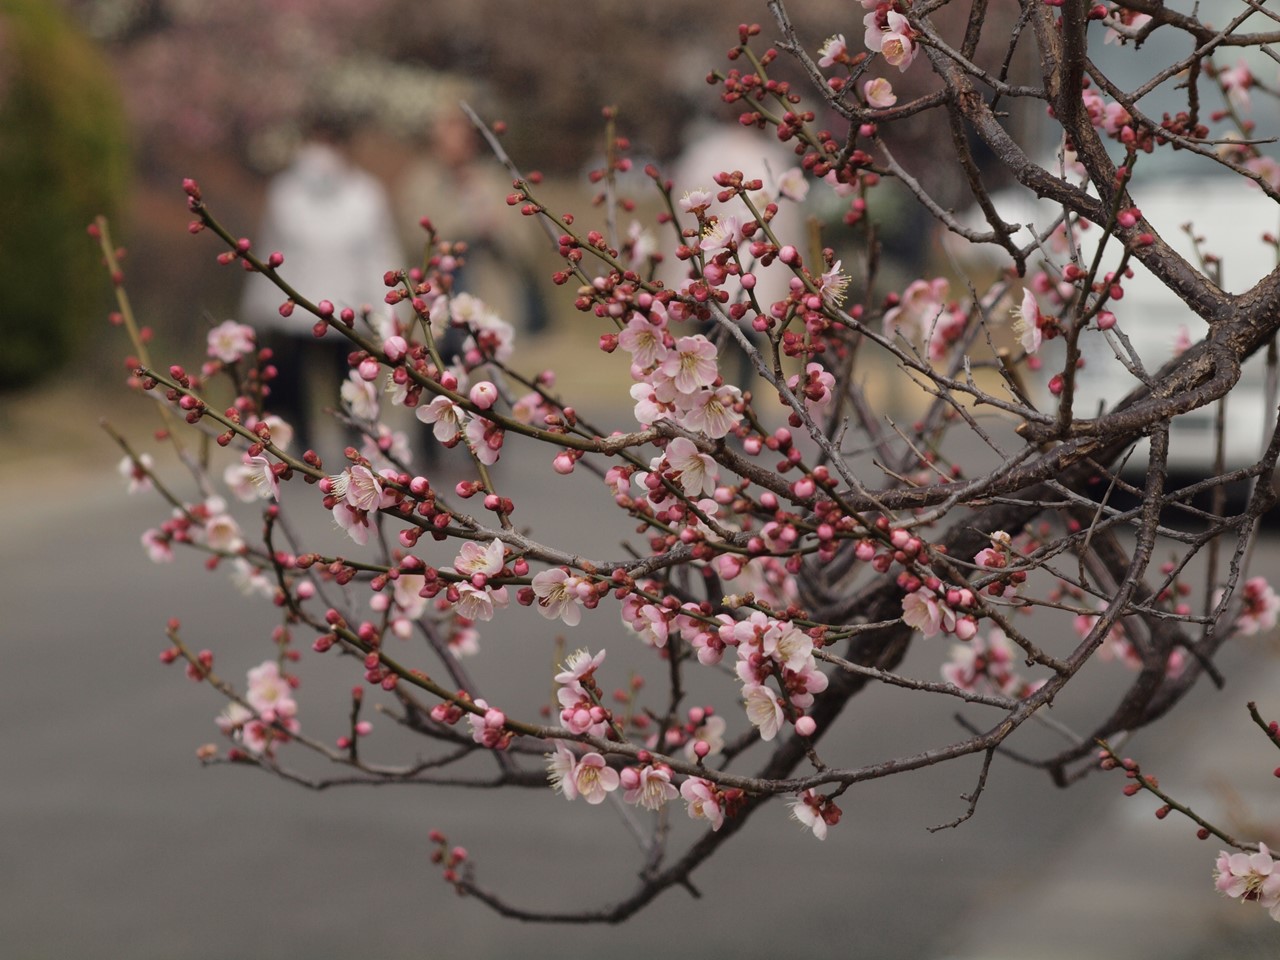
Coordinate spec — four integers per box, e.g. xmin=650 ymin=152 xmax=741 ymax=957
xmin=101 ymin=0 xmax=1280 ymax=926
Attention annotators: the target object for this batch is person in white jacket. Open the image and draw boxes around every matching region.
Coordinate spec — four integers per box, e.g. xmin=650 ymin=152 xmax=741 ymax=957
xmin=240 ymin=113 xmax=404 ymax=454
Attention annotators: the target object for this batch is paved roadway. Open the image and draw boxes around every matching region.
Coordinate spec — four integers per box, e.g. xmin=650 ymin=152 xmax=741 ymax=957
xmin=3 ymin=398 xmax=1277 ymax=959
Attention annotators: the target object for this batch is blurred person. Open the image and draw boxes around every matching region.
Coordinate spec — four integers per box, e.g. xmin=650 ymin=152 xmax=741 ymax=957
xmin=240 ymin=111 xmax=405 ymax=454
xmin=397 ymin=101 xmax=548 ymax=350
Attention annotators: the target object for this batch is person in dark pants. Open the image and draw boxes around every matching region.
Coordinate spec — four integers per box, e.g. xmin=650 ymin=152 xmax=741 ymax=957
xmin=240 ymin=112 xmax=404 ymax=455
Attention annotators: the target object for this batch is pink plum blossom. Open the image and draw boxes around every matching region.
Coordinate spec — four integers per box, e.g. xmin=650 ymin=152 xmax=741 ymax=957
xmin=533 ymin=569 xmax=590 ymax=626
xmin=677 ymin=383 xmax=743 ymax=439
xmin=864 ymin=9 xmax=918 ymax=72
xmin=1214 ymin=843 xmax=1280 ymax=919
xmin=467 ymin=701 xmax=512 ymax=750
xmin=817 ymin=33 xmax=846 ymax=68
xmin=453 ymin=583 xmax=508 ymax=622
xmin=1246 ymin=155 xmax=1280 ymax=191
xmin=206 ymin=320 xmax=255 ymax=364
xmin=902 ymin=587 xmax=953 ymax=638
xmin=813 ymin=261 xmax=850 ymax=308
xmin=464 ymin=416 xmax=503 ymax=466
xmin=618 ymin=315 xmax=670 ymax=368
xmin=680 ymin=777 xmax=725 ymax=830
xmin=663 ymin=437 xmax=718 ymax=497
xmin=1214 ymin=576 xmax=1280 ymax=636
xmin=884 ymin=277 xmax=949 ymax=342
xmin=141 ymin=528 xmax=174 ymax=563
xmin=658 ymin=335 xmax=720 ymax=396
xmin=621 ymin=764 xmax=679 ymax=810
xmin=571 ymin=752 xmax=620 ymax=804
xmin=864 ymin=77 xmax=897 ymax=108
xmin=246 ymin=660 xmax=297 ymax=723
xmin=679 ymin=189 xmax=714 ymax=213
xmin=453 ymin=539 xmax=506 ymax=579
xmin=683 ymin=713 xmax=728 ymax=761
xmin=1219 ymin=61 xmax=1254 ymax=113
xmin=554 ymin=648 xmax=606 ymax=686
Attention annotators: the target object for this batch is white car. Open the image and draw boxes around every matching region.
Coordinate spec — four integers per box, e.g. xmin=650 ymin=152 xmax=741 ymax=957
xmin=959 ymin=168 xmax=1279 ymax=479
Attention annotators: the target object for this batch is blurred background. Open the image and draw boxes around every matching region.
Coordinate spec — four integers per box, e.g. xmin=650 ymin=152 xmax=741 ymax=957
xmin=2 ymin=0 xmax=1278 ymax=956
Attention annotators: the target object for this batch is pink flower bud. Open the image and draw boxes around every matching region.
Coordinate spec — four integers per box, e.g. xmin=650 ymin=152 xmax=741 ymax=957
xmin=795 ymin=715 xmax=817 ymax=737
xmin=358 ymin=358 xmax=381 ymax=381
xmin=383 ymin=335 xmax=408 ymax=362
xmin=553 ymin=452 xmax=576 ymax=474
xmin=470 ymin=381 xmax=498 ymax=410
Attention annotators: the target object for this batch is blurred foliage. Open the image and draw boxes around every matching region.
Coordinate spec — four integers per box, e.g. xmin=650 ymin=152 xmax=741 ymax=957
xmin=0 ymin=0 xmax=129 ymax=390
xmin=59 ymin=0 xmax=867 ymax=173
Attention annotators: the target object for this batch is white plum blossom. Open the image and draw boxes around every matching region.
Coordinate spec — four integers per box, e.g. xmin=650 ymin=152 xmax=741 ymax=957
xmin=340 ymin=370 xmax=380 ymax=421
xmin=230 ymin=559 xmax=276 ymax=600
xmin=201 ymin=499 xmax=244 ymax=553
xmin=118 ymin=454 xmax=154 ymax=494
xmin=789 ymin=789 xmax=833 ymax=840
xmin=775 ymin=167 xmax=809 ymax=204
xmin=742 ymin=682 xmax=785 ymax=740
xmin=699 ymin=214 xmax=742 ymax=254
xmin=392 ymin=573 xmax=427 ymax=620
xmin=625 ymin=220 xmax=658 ymax=269
xmin=546 ymin=741 xmax=579 ymax=800
xmin=416 ymin=395 xmax=467 ymax=442
xmin=241 ymin=454 xmax=279 ymax=501
xmin=1013 ymin=289 xmax=1043 ymax=354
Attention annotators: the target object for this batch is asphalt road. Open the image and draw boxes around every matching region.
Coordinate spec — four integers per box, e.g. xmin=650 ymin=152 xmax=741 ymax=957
xmin=3 ymin=402 xmax=1278 ymax=959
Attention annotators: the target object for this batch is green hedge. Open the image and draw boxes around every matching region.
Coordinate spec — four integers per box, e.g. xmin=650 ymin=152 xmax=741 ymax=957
xmin=0 ymin=0 xmax=129 ymax=390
